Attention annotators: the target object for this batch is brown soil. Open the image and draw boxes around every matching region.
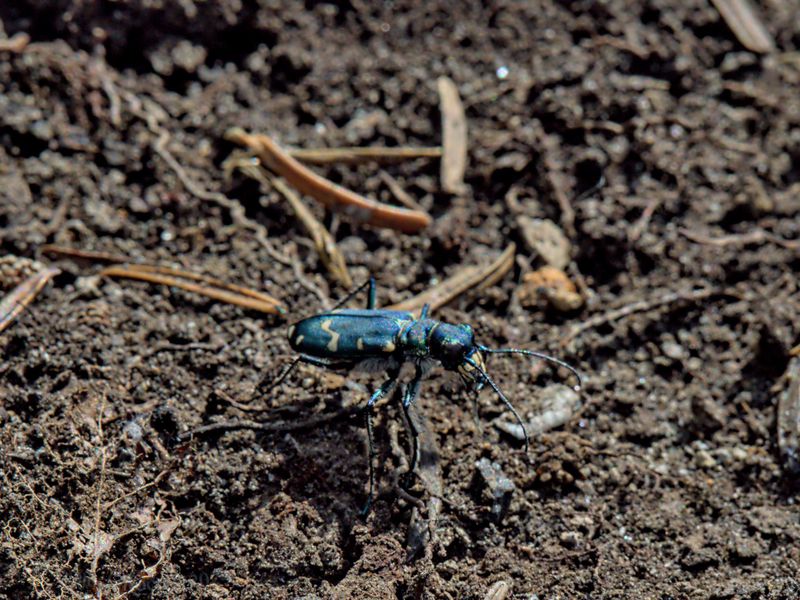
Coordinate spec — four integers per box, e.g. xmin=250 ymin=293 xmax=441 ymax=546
xmin=1 ymin=2 xmax=799 ymax=599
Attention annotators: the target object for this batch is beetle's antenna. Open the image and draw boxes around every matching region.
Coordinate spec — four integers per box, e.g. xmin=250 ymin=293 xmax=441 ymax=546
xmin=464 ymin=356 xmax=529 ymax=452
xmin=456 ymin=370 xmax=484 ymax=433
xmin=477 ymin=346 xmax=582 ymax=391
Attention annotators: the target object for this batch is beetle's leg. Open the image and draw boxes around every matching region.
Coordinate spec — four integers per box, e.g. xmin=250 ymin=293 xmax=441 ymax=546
xmin=296 ymin=354 xmax=347 ymax=368
xmin=400 ymin=364 xmax=424 ymax=483
xmin=457 ymin=371 xmax=484 ymax=436
xmin=366 ymin=276 xmax=376 ymax=309
xmin=420 ymin=303 xmax=430 ymax=319
xmin=257 ymin=356 xmax=299 ymax=394
xmin=257 ymin=354 xmax=350 ymax=395
xmin=330 ymin=277 xmax=376 ymax=311
xmin=361 ymin=368 xmax=400 ymax=516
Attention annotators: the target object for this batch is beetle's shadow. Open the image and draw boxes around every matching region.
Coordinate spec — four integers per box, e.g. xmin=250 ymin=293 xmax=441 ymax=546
xmin=257 ymin=403 xmax=373 ymax=513
xmin=181 ymin=376 xmax=414 ymax=534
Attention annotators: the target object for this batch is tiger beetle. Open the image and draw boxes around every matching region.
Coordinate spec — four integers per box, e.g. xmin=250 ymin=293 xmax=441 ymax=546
xmin=270 ymin=278 xmax=581 ymax=514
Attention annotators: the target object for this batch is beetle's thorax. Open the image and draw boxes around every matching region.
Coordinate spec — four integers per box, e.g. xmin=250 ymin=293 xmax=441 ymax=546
xmin=401 ymin=318 xmax=438 ymax=357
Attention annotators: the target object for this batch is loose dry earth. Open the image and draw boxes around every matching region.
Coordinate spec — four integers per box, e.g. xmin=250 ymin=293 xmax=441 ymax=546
xmin=1 ymin=1 xmax=799 ymax=599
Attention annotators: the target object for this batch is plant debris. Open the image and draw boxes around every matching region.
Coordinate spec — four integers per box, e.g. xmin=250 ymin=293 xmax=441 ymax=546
xmin=2 ymin=1 xmax=799 ymax=597
xmin=0 ymin=264 xmax=60 ymax=334
xmin=290 ymin=145 xmax=442 ymax=165
xmin=227 ymin=155 xmax=353 ymax=288
xmin=710 ymin=0 xmax=775 ymax=53
xmin=100 ymin=264 xmax=285 ymax=315
xmin=517 ymin=267 xmax=584 ymax=312
xmin=437 ymin=76 xmax=468 ymax=195
xmin=387 ymin=244 xmax=515 ymax=314
xmin=226 ymin=128 xmax=433 ymax=233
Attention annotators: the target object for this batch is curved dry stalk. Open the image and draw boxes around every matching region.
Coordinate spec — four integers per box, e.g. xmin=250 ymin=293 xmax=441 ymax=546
xmin=227 ymin=157 xmax=353 ymax=288
xmin=290 ymin=146 xmax=441 ymax=165
xmin=387 ymin=244 xmax=515 ymax=315
xmin=100 ymin=265 xmax=285 ymax=315
xmin=561 ymin=287 xmax=726 ymax=345
xmin=437 ymin=76 xmax=468 ymax=194
xmin=0 ymin=266 xmax=60 ymax=334
xmin=112 ymin=263 xmax=284 ymax=308
xmin=225 ymin=128 xmax=433 ymax=233
xmin=710 ymin=0 xmax=774 ymax=53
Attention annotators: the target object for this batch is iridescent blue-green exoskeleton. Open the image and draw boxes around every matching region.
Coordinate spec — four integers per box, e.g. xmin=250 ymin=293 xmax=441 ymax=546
xmin=273 ymin=278 xmax=581 ymax=513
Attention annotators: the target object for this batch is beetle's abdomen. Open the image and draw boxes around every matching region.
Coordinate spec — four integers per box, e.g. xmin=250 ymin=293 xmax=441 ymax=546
xmin=288 ymin=309 xmax=413 ymax=360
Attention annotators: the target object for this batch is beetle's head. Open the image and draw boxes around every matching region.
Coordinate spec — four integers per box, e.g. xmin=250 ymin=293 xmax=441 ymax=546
xmin=429 ymin=323 xmax=474 ymax=369
xmin=457 ymin=347 xmax=487 ymax=392
xmin=429 ymin=323 xmax=484 ymax=382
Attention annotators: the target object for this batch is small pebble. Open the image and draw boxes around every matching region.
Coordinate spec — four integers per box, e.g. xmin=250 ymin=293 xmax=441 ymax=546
xmin=695 ymin=450 xmax=717 ymax=469
xmin=475 ymin=458 xmax=516 ymax=522
xmin=517 ymin=217 xmax=571 ymax=269
xmin=662 ymin=341 xmax=686 ymax=361
xmin=559 ymin=531 xmax=582 ymax=548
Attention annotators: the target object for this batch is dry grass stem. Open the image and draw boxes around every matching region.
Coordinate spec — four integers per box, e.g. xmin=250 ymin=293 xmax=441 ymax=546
xmin=226 ymin=127 xmax=433 ymax=233
xmin=290 ymin=146 xmax=441 ymax=165
xmin=0 ymin=266 xmax=60 ymax=334
xmin=100 ymin=264 xmax=285 ymax=315
xmin=387 ymin=244 xmax=515 ymax=314
xmin=710 ymin=0 xmax=775 ymax=53
xmin=378 ymin=171 xmax=427 ymax=213
xmin=437 ymin=76 xmax=468 ymax=194
xmin=229 ymin=158 xmax=353 ymax=288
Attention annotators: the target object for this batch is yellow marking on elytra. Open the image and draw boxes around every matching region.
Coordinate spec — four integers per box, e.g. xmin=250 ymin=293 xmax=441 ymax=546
xmin=296 ymin=335 xmax=305 ymax=346
xmin=288 ymin=325 xmax=296 ymax=339
xmin=383 ymin=340 xmax=396 ymax=353
xmin=357 ymin=338 xmax=364 ymax=350
xmin=320 ymin=319 xmax=340 ymax=352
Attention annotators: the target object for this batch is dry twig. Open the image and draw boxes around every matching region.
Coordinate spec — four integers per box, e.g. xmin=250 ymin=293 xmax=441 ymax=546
xmin=290 ymin=146 xmax=441 ymax=165
xmin=270 ymin=176 xmax=353 ymax=288
xmin=679 ymin=227 xmax=800 ymax=250
xmin=628 ymin=191 xmax=678 ymax=242
xmin=228 ymin=157 xmax=353 ymax=288
xmin=100 ymin=264 xmax=285 ymax=315
xmin=387 ymin=244 xmax=515 ymax=314
xmin=41 ymin=245 xmax=134 ymax=264
xmin=378 ymin=171 xmax=427 ymax=213
xmin=437 ymin=76 xmax=468 ymax=194
xmin=43 ymin=245 xmax=287 ymax=312
xmin=710 ymin=0 xmax=775 ymax=53
xmin=0 ymin=266 xmax=60 ymax=335
xmin=226 ymin=128 xmax=433 ymax=233
xmin=125 ymin=260 xmax=278 ymax=307
xmin=563 ymin=287 xmax=722 ymax=345
xmin=778 ymin=357 xmax=800 ymax=475
xmin=176 ymin=403 xmax=363 ymax=441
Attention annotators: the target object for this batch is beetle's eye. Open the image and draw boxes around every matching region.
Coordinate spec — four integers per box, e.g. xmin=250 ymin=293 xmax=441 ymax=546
xmin=442 ymin=341 xmax=464 ymax=363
